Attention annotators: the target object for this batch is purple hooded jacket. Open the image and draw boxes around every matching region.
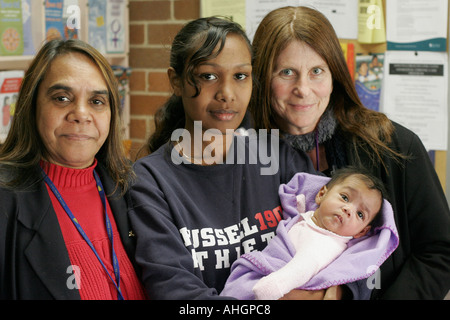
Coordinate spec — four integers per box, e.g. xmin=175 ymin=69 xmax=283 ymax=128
xmin=221 ymin=172 xmax=399 ymax=299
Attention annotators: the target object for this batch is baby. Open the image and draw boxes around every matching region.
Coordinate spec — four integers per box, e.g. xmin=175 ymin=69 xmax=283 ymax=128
xmin=221 ymin=167 xmax=399 ymax=300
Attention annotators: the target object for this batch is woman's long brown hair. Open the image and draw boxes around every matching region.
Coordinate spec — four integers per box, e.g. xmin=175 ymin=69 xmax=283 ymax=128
xmin=251 ymin=6 xmax=404 ymax=170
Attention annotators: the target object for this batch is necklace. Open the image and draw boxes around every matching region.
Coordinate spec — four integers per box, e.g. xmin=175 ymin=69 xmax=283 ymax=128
xmin=283 ymin=107 xmax=337 ymax=153
xmin=174 ymin=140 xmax=231 ymax=165
xmin=175 ymin=141 xmax=222 ymax=165
xmin=175 ymin=142 xmax=203 ymax=164
xmin=41 ymin=167 xmax=124 ymax=300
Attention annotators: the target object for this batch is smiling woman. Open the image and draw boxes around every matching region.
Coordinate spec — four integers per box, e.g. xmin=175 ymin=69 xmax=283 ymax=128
xmin=270 ymin=40 xmax=333 ymax=136
xmin=168 ymin=32 xmax=253 ymax=160
xmin=0 ymin=39 xmax=129 ymax=192
xmin=0 ymin=39 xmax=146 ymax=300
xmin=36 ymin=52 xmax=111 ymax=169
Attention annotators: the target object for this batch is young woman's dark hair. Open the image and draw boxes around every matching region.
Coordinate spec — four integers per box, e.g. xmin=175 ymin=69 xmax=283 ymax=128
xmin=140 ymin=17 xmax=252 ymax=156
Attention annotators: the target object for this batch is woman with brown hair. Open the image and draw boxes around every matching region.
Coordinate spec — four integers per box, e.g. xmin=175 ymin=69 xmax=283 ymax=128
xmin=0 ymin=39 xmax=146 ymax=299
xmin=250 ymin=6 xmax=450 ymax=299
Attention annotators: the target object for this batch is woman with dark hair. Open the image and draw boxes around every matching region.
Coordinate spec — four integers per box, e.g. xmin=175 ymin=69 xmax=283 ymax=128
xmin=251 ymin=6 xmax=450 ymax=299
xmin=129 ymin=17 xmax=317 ymax=299
xmin=0 ymin=39 xmax=146 ymax=300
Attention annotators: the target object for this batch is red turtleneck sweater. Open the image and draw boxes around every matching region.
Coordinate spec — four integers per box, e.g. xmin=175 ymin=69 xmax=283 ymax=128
xmin=42 ymin=160 xmax=146 ymax=300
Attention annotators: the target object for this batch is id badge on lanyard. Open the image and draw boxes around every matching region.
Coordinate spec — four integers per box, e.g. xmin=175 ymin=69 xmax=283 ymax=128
xmin=42 ymin=168 xmax=124 ymax=300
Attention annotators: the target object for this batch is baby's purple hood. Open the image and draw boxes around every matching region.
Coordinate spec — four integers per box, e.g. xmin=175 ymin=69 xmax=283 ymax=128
xmin=221 ymin=173 xmax=399 ymax=299
xmin=278 ymin=172 xmax=399 ymax=290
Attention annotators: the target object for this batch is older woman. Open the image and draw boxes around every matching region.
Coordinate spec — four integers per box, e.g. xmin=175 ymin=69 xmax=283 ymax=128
xmin=0 ymin=39 xmax=146 ymax=300
xmin=250 ymin=6 xmax=450 ymax=299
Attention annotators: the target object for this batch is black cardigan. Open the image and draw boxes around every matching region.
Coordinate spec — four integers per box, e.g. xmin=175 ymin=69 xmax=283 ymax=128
xmin=335 ymin=122 xmax=450 ymax=299
xmin=0 ymin=162 xmax=138 ymax=300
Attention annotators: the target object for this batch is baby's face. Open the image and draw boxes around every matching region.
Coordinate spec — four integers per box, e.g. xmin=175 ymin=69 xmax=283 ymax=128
xmin=312 ymin=176 xmax=382 ymax=238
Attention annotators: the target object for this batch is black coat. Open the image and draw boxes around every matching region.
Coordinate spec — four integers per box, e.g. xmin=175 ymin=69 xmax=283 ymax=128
xmin=331 ymin=122 xmax=450 ymax=299
xmin=0 ymin=162 xmax=138 ymax=299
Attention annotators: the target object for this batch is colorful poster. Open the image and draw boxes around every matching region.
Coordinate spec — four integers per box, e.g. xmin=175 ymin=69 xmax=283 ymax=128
xmin=0 ymin=70 xmax=24 ymax=142
xmin=88 ymin=0 xmax=107 ymax=53
xmin=21 ymin=0 xmax=35 ymax=55
xmin=0 ymin=0 xmax=24 ymax=55
xmin=111 ymin=65 xmax=131 ymax=114
xmin=386 ymin=0 xmax=447 ymax=51
xmin=340 ymin=42 xmax=355 ymax=80
xmin=355 ymin=54 xmax=384 ymax=111
xmin=357 ymin=0 xmax=386 ymax=44
xmin=106 ymin=0 xmax=125 ymax=53
xmin=45 ymin=0 xmax=78 ymax=41
xmin=62 ymin=0 xmax=79 ymax=39
xmin=45 ymin=0 xmax=64 ymax=41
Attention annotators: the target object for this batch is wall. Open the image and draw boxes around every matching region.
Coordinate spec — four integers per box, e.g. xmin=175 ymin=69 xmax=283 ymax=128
xmin=128 ymin=1 xmax=448 ymax=201
xmin=128 ymin=0 xmax=200 ymax=160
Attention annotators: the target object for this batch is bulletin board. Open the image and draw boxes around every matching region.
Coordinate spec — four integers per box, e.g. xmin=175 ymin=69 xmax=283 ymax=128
xmin=339 ymin=41 xmax=447 ymax=191
xmin=339 ymin=0 xmax=448 ymax=192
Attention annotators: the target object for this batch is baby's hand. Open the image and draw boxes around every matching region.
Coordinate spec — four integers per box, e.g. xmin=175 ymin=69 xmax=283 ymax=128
xmin=296 ymin=194 xmax=306 ymax=213
xmin=252 ymin=274 xmax=283 ymax=300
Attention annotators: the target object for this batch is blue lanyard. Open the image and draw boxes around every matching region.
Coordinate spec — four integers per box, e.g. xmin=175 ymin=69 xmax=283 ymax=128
xmin=42 ymin=168 xmax=124 ymax=300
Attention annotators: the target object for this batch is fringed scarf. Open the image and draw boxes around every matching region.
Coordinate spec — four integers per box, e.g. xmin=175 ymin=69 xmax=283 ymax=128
xmin=283 ymin=108 xmax=348 ymax=175
xmin=283 ymin=108 xmax=337 ymax=153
